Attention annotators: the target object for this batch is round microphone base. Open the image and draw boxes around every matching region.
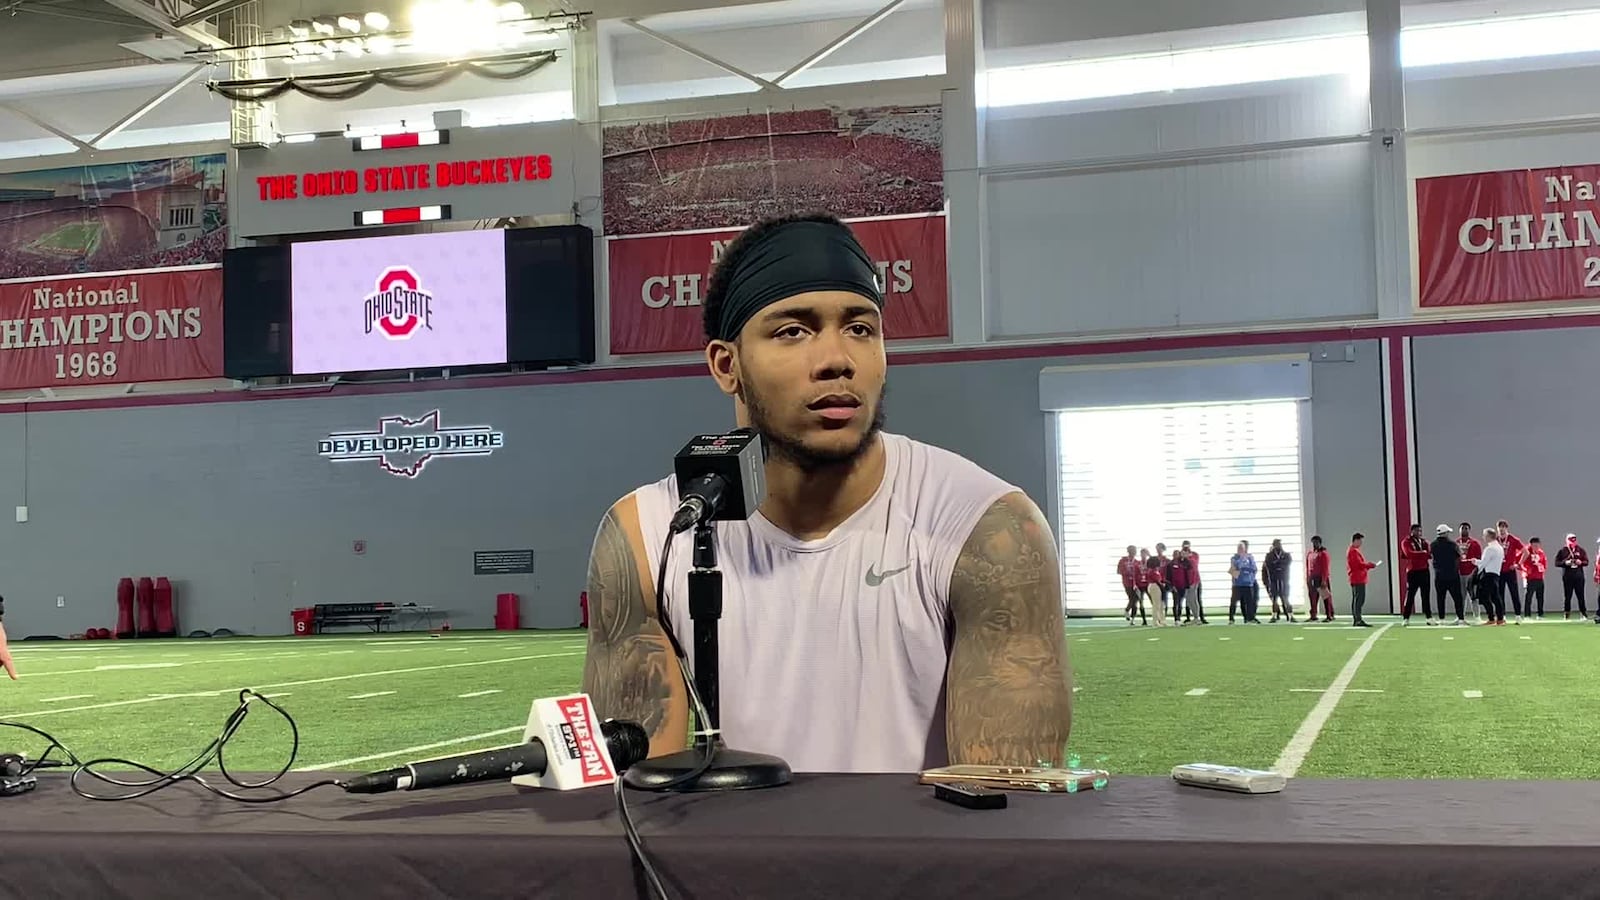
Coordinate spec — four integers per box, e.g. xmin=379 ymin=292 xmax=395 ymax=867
xmin=623 ymin=742 xmax=792 ymax=793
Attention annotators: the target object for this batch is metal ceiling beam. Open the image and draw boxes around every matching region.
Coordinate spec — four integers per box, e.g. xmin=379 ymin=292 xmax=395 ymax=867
xmin=89 ymin=63 xmax=207 ymax=147
xmin=96 ymin=0 xmax=232 ymax=50
xmin=170 ymin=0 xmax=250 ymax=28
xmin=0 ymin=102 xmax=96 ymax=152
xmin=775 ymin=0 xmax=905 ymax=85
xmin=13 ymin=4 xmax=149 ymax=27
xmin=620 ymin=16 xmax=780 ymax=91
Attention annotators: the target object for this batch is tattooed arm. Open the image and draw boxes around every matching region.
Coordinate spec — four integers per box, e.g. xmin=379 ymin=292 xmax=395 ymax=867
xmin=946 ymin=492 xmax=1073 ymax=765
xmin=580 ymin=494 xmax=690 ymax=758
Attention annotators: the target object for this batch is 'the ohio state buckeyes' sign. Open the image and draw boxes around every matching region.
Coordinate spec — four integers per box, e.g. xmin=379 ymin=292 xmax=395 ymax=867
xmin=233 ymin=119 xmax=577 ymax=238
xmin=607 ymin=213 xmax=950 ymax=354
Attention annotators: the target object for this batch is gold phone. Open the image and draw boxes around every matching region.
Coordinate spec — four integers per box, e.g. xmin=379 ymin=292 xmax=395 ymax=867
xmin=919 ymin=764 xmax=1109 ymax=793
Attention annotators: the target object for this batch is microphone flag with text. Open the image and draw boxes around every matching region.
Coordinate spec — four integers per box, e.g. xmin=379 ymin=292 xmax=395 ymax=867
xmin=342 ymin=694 xmax=647 ymax=794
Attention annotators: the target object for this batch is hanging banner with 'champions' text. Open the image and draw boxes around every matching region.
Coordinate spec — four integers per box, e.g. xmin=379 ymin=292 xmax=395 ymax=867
xmin=0 ymin=265 xmax=223 ymax=389
xmin=1417 ymin=165 xmax=1600 ymax=308
xmin=607 ymin=213 xmax=950 ymax=355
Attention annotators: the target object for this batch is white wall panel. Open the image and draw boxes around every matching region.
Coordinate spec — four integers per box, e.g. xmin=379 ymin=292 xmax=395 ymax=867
xmin=984 ymin=0 xmax=1364 ymax=53
xmin=1406 ymin=56 xmax=1600 ymax=131
xmin=986 ymin=142 xmax=1376 ymax=338
xmin=986 ymin=76 xmax=1369 ymax=168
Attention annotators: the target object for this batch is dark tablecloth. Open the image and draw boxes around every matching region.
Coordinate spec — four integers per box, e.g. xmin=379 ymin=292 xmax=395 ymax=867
xmin=4 ymin=772 xmax=1600 ymax=899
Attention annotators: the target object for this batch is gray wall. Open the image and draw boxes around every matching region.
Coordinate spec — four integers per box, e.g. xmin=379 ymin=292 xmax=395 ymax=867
xmin=1414 ymin=328 xmax=1599 ymax=561
xmin=0 ymin=338 xmax=1392 ymax=637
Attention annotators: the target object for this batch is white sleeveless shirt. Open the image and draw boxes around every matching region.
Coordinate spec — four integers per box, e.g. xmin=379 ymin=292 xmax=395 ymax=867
xmin=633 ymin=432 xmax=1017 ymax=774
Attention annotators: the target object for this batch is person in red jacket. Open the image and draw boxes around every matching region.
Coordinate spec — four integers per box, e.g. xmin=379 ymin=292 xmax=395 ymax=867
xmin=1400 ymin=523 xmax=1434 ymax=625
xmin=1186 ymin=541 xmax=1204 ymax=621
xmin=1347 ymin=532 xmax=1379 ymax=627
xmin=1305 ymin=535 xmax=1334 ymax=621
xmin=1458 ymin=523 xmax=1483 ymax=621
xmin=1168 ymin=544 xmax=1205 ymax=624
xmin=1497 ymin=520 xmax=1526 ymax=623
xmin=1117 ymin=546 xmax=1145 ymax=626
xmin=1520 ymin=537 xmax=1548 ymax=618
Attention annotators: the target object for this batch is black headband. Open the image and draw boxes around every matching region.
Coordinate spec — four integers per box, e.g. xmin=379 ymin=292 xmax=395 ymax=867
xmin=712 ymin=220 xmax=882 ymax=342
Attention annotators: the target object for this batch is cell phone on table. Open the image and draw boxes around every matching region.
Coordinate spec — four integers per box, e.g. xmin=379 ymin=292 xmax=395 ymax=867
xmin=919 ymin=764 xmax=1108 ymax=793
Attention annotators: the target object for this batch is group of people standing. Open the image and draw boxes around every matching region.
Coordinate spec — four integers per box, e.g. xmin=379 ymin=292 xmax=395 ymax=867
xmin=1116 ymin=520 xmax=1600 ymax=628
xmin=1402 ymin=521 xmax=1598 ymax=626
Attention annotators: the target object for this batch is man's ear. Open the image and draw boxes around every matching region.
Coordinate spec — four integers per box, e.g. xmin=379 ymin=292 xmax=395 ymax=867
xmin=705 ymin=339 xmax=740 ymax=398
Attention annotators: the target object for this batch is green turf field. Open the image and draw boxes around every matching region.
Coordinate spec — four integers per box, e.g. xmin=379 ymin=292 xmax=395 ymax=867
xmin=28 ymin=220 xmax=102 ymax=256
xmin=3 ymin=619 xmax=1597 ymax=779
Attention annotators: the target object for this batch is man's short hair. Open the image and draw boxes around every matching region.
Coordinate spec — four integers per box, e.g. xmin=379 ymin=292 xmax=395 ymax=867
xmin=1352 ymin=532 xmax=1364 ymax=541
xmin=703 ymin=211 xmax=846 ymax=342
xmin=1498 ymin=519 xmax=1510 ymax=528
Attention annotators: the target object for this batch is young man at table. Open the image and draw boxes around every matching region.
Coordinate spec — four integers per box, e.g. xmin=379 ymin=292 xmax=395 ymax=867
xmin=580 ymin=213 xmax=1073 ymax=774
xmin=0 ymin=595 xmax=14 ymax=680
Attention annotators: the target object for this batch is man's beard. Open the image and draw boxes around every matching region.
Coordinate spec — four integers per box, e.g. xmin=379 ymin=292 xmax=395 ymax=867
xmin=742 ymin=378 xmax=887 ymax=473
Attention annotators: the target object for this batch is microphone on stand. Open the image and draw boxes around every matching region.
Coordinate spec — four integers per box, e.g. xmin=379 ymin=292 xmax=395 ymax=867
xmin=343 ymin=694 xmax=648 ymax=794
xmin=668 ymin=427 xmax=766 ymax=534
xmin=625 ymin=428 xmax=791 ymax=794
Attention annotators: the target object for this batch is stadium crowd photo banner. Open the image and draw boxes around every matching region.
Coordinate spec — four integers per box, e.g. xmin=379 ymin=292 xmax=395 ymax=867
xmin=233 ymin=121 xmax=578 ymax=237
xmin=0 ymin=154 xmax=226 ymax=280
xmin=608 ymin=213 xmax=950 ymax=354
xmin=1417 ymin=164 xmax=1600 ymax=308
xmin=0 ymin=265 xmax=223 ymax=389
xmin=603 ymin=103 xmax=949 ymax=353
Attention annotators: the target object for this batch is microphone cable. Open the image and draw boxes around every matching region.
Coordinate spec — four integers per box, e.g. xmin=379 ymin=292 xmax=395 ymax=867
xmin=1 ymin=688 xmax=345 ymax=803
xmin=613 ymin=529 xmax=722 ymax=900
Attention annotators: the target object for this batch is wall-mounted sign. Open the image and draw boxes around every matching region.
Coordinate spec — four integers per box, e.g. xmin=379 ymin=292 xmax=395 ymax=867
xmin=233 ymin=121 xmax=577 ymax=238
xmin=474 ymin=549 xmax=535 ymax=575
xmin=1417 ymin=164 xmax=1600 ymax=307
xmin=317 ymin=409 xmax=504 ymax=478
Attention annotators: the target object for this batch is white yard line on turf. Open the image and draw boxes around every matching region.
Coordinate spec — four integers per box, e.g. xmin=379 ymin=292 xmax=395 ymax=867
xmin=348 ymin=691 xmax=396 ymax=700
xmin=458 ymin=689 xmax=503 ymax=698
xmin=16 ymin=643 xmax=583 ymax=679
xmin=294 ymin=726 xmax=526 ymax=772
xmin=1272 ymin=623 xmax=1393 ymax=778
xmin=17 ymin=651 xmax=586 ymax=719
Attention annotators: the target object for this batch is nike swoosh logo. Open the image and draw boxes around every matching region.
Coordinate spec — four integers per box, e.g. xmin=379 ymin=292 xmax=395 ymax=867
xmin=865 ymin=564 xmax=911 ymax=587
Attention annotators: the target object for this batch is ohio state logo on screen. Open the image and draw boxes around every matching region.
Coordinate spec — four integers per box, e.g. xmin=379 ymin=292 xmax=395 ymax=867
xmin=363 ymin=266 xmax=434 ymax=340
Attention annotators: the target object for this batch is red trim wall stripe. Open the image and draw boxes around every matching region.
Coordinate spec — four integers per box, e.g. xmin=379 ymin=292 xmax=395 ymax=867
xmin=1387 ymin=337 xmax=1413 ymax=612
xmin=11 ymin=310 xmax=1600 ymax=416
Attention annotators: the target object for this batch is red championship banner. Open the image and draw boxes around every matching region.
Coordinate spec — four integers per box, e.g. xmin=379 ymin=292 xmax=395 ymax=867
xmin=0 ymin=266 xmax=223 ymax=389
xmin=608 ymin=214 xmax=950 ymax=355
xmin=1417 ymin=165 xmax=1600 ymax=307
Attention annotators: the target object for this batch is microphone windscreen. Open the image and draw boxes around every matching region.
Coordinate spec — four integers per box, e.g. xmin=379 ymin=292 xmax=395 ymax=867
xmin=600 ymin=719 xmax=650 ymax=771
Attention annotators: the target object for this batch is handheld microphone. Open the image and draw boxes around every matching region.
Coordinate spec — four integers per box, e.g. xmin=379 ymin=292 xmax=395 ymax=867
xmin=342 ymin=695 xmax=648 ymax=795
xmin=669 ymin=427 xmax=766 ymax=534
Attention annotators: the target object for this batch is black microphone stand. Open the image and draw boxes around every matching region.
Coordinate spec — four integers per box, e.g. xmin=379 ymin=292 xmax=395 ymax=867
xmin=623 ymin=521 xmax=792 ymax=793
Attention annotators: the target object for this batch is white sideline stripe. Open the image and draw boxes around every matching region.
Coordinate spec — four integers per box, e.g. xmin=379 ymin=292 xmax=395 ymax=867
xmin=1443 ymin=636 xmax=1455 ymax=641
xmin=17 ymin=651 xmax=586 ymax=719
xmin=16 ymin=643 xmax=581 ymax=679
xmin=1185 ymin=688 xmax=1208 ymax=696
xmin=1293 ymin=637 xmax=1305 ymax=641
xmin=1218 ymin=637 xmax=1231 ymax=641
xmin=348 ymin=691 xmax=397 ymax=700
xmin=1520 ymin=636 xmax=1532 ymax=640
xmin=1463 ymin=690 xmax=1483 ymax=698
xmin=38 ymin=694 xmax=92 ymax=702
xmin=458 ymin=689 xmax=503 ymax=698
xmin=294 ymin=727 xmax=525 ymax=772
xmin=1147 ymin=637 xmax=1160 ymax=642
xmin=1272 ymin=623 xmax=1393 ymax=778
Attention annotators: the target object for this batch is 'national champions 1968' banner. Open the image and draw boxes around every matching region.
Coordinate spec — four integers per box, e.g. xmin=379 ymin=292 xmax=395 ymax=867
xmin=608 ymin=214 xmax=950 ymax=355
xmin=0 ymin=266 xmax=223 ymax=389
xmin=1417 ymin=165 xmax=1600 ymax=307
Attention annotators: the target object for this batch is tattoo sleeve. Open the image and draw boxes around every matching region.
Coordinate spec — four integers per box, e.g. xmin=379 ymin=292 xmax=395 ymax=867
xmin=580 ymin=500 xmax=689 ymax=756
xmin=946 ymin=492 xmax=1074 ymax=766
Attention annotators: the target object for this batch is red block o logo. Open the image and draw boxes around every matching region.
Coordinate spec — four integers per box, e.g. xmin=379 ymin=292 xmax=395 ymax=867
xmin=376 ymin=268 xmax=422 ymax=338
